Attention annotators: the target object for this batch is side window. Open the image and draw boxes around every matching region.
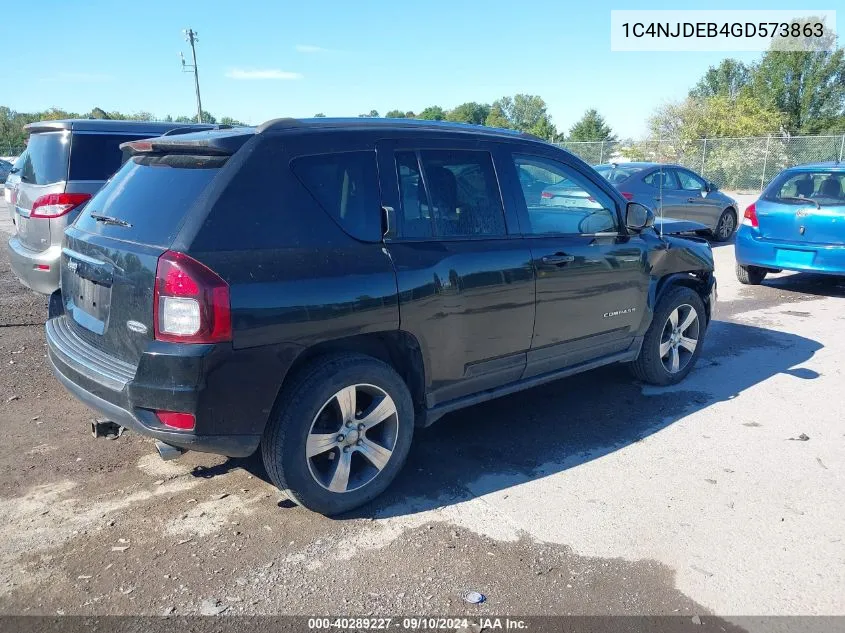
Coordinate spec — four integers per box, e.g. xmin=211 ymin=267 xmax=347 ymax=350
xmin=291 ymin=151 xmax=382 ymax=242
xmin=643 ymin=169 xmax=679 ymax=190
xmin=395 ymin=151 xmax=433 ymax=239
xmin=513 ymin=155 xmax=618 ymax=235
xmin=395 ymin=149 xmax=506 ymax=239
xmin=676 ymin=169 xmax=706 ymax=191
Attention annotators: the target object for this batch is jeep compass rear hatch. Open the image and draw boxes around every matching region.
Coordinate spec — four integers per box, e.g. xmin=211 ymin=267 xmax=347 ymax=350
xmin=60 ymin=129 xmax=252 ymax=367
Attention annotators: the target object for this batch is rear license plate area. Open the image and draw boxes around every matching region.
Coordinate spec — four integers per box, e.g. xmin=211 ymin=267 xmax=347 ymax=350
xmin=66 ymin=273 xmax=112 ymax=335
xmin=775 ymin=249 xmax=815 ymax=267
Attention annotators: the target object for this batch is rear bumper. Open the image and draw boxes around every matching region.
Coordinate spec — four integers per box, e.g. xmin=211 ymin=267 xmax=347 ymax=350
xmin=7 ymin=236 xmax=61 ymax=295
xmin=46 ymin=316 xmax=262 ymax=457
xmin=735 ymin=228 xmax=845 ymax=275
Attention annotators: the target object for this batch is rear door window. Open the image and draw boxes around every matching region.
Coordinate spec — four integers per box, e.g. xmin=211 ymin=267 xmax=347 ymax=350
xmin=643 ymin=169 xmax=679 ymax=190
xmin=21 ymin=131 xmax=70 ymax=185
xmin=75 ymin=154 xmax=224 ymax=247
xmin=291 ymin=151 xmax=382 ymax=242
xmin=69 ymin=133 xmax=149 ymax=181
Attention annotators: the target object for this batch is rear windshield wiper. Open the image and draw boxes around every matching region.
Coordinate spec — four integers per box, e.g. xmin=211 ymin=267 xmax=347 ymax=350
xmin=779 ymin=197 xmax=821 ymax=209
xmin=89 ymin=213 xmax=133 ymax=228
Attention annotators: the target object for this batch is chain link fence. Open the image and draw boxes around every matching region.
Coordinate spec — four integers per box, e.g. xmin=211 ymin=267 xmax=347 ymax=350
xmin=558 ymin=134 xmax=845 ymax=192
xmin=1 ymin=144 xmax=26 ymax=160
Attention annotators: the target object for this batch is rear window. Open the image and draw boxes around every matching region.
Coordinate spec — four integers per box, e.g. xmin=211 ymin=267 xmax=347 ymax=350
xmin=291 ymin=151 xmax=382 ymax=241
xmin=593 ymin=164 xmax=644 ymax=184
xmin=21 ymin=132 xmax=70 ymax=185
xmin=69 ymin=133 xmax=148 ymax=181
xmin=75 ymin=154 xmax=224 ymax=247
xmin=762 ymin=171 xmax=845 ymax=206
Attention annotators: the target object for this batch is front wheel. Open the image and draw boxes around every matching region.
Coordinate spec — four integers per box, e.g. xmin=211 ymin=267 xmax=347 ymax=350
xmin=710 ymin=208 xmax=737 ymax=242
xmin=736 ymin=263 xmax=767 ymax=285
xmin=261 ymin=353 xmax=414 ymax=516
xmin=630 ymin=286 xmax=706 ymax=386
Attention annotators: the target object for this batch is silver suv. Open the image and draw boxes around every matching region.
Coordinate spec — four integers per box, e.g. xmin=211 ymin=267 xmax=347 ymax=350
xmin=7 ymin=119 xmax=218 ymax=295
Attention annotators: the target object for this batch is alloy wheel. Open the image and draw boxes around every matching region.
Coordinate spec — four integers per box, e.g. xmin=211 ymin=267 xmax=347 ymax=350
xmin=718 ymin=211 xmax=735 ymax=239
xmin=305 ymin=384 xmax=399 ymax=493
xmin=660 ymin=304 xmax=700 ymax=374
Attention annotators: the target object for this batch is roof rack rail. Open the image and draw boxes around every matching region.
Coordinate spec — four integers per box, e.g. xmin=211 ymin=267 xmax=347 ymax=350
xmin=256 ymin=118 xmax=302 ymax=134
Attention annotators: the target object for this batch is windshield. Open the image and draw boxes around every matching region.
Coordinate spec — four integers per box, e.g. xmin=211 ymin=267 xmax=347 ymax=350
xmin=593 ymin=164 xmax=644 ymax=184
xmin=762 ymin=170 xmax=845 ymax=206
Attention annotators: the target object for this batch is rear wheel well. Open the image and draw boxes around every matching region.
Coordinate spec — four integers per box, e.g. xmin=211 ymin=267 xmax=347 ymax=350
xmin=282 ymin=332 xmax=426 ymax=415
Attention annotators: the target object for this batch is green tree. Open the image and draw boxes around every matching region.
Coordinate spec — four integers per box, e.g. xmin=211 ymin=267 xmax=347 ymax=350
xmin=174 ymin=115 xmax=195 ymax=123
xmin=384 ymin=109 xmax=407 ymax=118
xmin=404 ymin=111 xmax=416 ymax=119
xmin=417 ymin=105 xmax=446 ymax=120
xmin=490 ymin=94 xmax=557 ymax=138
xmin=219 ymin=116 xmax=246 ymax=126
xmin=647 ymin=94 xmax=783 ymax=140
xmin=484 ymin=104 xmax=511 ymax=129
xmin=689 ymin=59 xmax=752 ymax=99
xmin=88 ymin=107 xmax=111 ymax=120
xmin=445 ymin=102 xmax=490 ymax=125
xmin=358 ymin=110 xmax=380 ymax=118
xmin=752 ymin=45 xmax=845 ymax=134
xmin=566 ymin=109 xmax=617 ymax=142
xmin=313 ymin=113 xmax=326 ymax=117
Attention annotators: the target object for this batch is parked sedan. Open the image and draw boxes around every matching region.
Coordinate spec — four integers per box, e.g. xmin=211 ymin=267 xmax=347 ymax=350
xmin=587 ymin=162 xmax=739 ymax=242
xmin=735 ymin=163 xmax=845 ymax=284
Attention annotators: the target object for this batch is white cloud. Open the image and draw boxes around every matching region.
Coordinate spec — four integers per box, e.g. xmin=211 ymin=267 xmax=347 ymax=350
xmin=225 ymin=68 xmax=303 ymax=80
xmin=295 ymin=44 xmax=330 ymax=53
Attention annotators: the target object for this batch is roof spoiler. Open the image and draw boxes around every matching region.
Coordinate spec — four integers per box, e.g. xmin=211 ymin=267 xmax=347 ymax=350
xmin=120 ymin=127 xmax=251 ymax=157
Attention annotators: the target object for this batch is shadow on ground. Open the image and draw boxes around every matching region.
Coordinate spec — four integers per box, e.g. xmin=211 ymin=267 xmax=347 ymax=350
xmin=210 ymin=320 xmax=820 ymax=520
xmin=760 ymin=271 xmax=845 ymax=299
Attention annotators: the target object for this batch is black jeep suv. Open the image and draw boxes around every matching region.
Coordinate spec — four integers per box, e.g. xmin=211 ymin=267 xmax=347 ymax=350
xmin=46 ymin=118 xmax=716 ymax=515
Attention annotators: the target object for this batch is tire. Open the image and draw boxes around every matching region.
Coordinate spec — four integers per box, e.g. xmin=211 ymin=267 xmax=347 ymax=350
xmin=261 ymin=353 xmax=414 ymax=516
xmin=736 ymin=263 xmax=767 ymax=285
xmin=630 ymin=286 xmax=706 ymax=386
xmin=710 ymin=208 xmax=737 ymax=242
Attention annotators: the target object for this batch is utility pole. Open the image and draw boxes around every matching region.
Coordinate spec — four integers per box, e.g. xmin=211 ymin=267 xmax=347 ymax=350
xmin=180 ymin=29 xmax=203 ymax=123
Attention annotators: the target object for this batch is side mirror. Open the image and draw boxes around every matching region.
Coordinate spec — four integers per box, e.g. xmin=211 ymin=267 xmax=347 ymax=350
xmin=626 ymin=202 xmax=655 ymax=231
xmin=707 ymin=181 xmax=718 ymax=192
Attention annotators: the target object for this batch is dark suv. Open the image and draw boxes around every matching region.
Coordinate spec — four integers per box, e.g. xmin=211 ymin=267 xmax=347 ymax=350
xmin=46 ymin=119 xmax=716 ymax=515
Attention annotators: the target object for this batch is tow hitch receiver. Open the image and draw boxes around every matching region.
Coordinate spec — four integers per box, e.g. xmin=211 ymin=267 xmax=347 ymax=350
xmin=91 ymin=419 xmax=125 ymax=440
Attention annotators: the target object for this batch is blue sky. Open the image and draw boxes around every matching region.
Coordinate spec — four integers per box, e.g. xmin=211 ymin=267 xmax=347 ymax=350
xmin=3 ymin=0 xmax=837 ymax=137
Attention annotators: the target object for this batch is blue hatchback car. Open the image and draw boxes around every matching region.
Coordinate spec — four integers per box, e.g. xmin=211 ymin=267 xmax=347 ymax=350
xmin=736 ymin=162 xmax=845 ymax=284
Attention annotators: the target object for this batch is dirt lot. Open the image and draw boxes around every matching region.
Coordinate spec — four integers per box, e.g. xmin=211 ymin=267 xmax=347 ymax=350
xmin=0 ymin=198 xmax=843 ymax=622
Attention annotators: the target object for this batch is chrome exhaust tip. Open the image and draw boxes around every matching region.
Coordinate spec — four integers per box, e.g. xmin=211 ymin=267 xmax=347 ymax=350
xmin=155 ymin=440 xmax=185 ymax=461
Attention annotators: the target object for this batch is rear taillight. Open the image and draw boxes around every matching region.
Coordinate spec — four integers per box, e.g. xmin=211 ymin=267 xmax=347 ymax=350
xmin=153 ymin=251 xmax=231 ymax=344
xmin=620 ymin=192 xmax=635 ymax=201
xmin=743 ymin=202 xmax=759 ymax=228
xmin=541 ymin=191 xmax=554 ymax=199
xmin=155 ymin=410 xmax=196 ymax=430
xmin=30 ymin=193 xmax=91 ymax=219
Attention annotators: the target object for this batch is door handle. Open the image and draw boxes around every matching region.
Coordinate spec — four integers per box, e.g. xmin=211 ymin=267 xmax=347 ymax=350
xmin=687 ymin=197 xmax=701 ymax=203
xmin=541 ymin=254 xmax=575 ymax=265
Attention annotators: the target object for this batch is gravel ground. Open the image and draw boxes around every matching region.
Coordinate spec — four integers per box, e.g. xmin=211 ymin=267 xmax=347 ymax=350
xmin=0 ymin=198 xmax=843 ymax=624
